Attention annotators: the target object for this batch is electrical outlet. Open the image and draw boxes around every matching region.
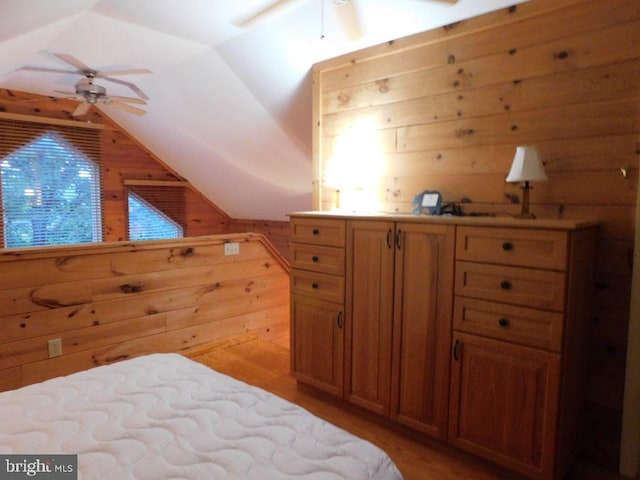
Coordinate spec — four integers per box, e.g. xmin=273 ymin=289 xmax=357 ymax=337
xmin=48 ymin=338 xmax=62 ymax=358
xmin=224 ymin=242 xmax=240 ymax=256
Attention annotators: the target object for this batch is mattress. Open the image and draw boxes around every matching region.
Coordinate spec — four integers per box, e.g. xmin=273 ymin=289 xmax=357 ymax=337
xmin=0 ymin=353 xmax=403 ymax=480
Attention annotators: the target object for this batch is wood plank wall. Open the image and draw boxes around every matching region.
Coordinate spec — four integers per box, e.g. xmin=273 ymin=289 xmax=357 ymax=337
xmin=0 ymin=89 xmax=291 ymax=259
xmin=312 ymin=0 xmax=638 ymax=470
xmin=227 ymin=219 xmax=291 ymax=262
xmin=0 ymin=234 xmax=290 ymax=393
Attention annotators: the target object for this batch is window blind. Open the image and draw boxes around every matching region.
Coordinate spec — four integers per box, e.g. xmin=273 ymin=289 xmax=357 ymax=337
xmin=0 ymin=119 xmax=103 ymax=248
xmin=127 ymin=184 xmax=186 ymax=241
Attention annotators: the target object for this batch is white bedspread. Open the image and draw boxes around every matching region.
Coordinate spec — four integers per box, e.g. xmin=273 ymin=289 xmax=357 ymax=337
xmin=0 ymin=353 xmax=403 ymax=479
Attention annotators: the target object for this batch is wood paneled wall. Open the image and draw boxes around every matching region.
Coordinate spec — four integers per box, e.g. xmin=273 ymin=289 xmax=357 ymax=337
xmin=0 ymin=233 xmax=289 ymax=393
xmin=227 ymin=219 xmax=291 ymax=262
xmin=312 ymin=0 xmax=638 ymax=469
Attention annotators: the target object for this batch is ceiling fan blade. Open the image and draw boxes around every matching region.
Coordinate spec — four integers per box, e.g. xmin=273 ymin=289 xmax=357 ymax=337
xmin=104 ymin=94 xmax=147 ymax=105
xmin=104 ymin=101 xmax=147 ymax=116
xmin=17 ymin=66 xmax=77 ymax=75
xmin=96 ymin=68 xmax=152 ymax=77
xmin=101 ymin=76 xmax=149 ymax=101
xmin=53 ymin=90 xmax=86 ymax=101
xmin=72 ymin=102 xmax=91 ymax=117
xmin=334 ymin=1 xmax=362 ymax=40
xmin=233 ymin=0 xmax=311 ymax=28
xmin=53 ymin=53 xmax=91 ymax=71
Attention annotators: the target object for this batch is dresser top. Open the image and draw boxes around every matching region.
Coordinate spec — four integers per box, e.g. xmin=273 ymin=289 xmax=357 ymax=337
xmin=288 ymin=211 xmax=599 ymax=231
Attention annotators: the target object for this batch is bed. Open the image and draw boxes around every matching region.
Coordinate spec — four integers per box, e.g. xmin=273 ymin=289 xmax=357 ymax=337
xmin=0 ymin=353 xmax=403 ymax=479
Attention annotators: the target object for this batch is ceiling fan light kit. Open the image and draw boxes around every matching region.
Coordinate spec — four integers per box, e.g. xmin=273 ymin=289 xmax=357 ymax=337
xmin=76 ymin=81 xmax=106 ymax=104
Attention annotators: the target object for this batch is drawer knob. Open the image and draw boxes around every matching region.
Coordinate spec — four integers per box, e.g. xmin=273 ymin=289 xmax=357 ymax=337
xmin=500 ymin=280 xmax=512 ymax=290
xmin=502 ymin=242 xmax=514 ymax=251
xmin=311 ymin=282 xmax=319 ymax=289
xmin=312 ymin=228 xmax=320 ymax=236
xmin=498 ymin=318 xmax=510 ymax=328
xmin=312 ymin=255 xmax=319 ymax=263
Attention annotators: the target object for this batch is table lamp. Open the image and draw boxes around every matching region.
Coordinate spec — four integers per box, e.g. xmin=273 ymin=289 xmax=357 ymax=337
xmin=506 ymin=145 xmax=548 ymax=218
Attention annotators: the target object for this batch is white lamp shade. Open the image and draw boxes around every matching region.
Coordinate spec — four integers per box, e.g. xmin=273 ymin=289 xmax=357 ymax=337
xmin=506 ymin=146 xmax=548 ymax=183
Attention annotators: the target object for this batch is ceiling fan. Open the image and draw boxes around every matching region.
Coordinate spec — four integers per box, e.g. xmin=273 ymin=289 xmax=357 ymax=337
xmin=17 ymin=53 xmax=151 ymax=117
xmin=234 ymin=0 xmax=458 ymax=40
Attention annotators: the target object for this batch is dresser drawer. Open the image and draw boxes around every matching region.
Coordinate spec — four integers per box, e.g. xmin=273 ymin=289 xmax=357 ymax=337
xmin=455 ymin=261 xmax=566 ymax=311
xmin=290 ymin=243 xmax=345 ymax=275
xmin=456 ymin=226 xmax=568 ymax=270
xmin=454 ymin=297 xmax=563 ymax=351
xmin=290 ymin=217 xmax=345 ymax=247
xmin=291 ymin=269 xmax=345 ymax=303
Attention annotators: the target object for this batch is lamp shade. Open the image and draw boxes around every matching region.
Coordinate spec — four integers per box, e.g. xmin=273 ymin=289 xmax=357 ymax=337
xmin=506 ymin=146 xmax=548 ymax=183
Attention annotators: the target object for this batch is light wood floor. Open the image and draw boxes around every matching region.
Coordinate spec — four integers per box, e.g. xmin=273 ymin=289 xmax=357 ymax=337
xmin=187 ymin=337 xmax=622 ymax=480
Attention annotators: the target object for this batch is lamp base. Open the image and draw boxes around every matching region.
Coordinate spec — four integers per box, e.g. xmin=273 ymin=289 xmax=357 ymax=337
xmin=515 ymin=181 xmax=536 ymax=219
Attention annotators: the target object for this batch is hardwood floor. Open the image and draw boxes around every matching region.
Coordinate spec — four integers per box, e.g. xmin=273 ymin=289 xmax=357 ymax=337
xmin=186 ymin=337 xmax=623 ymax=480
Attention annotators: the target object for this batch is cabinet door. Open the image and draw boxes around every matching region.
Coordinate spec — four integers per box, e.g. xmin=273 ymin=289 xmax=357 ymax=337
xmin=291 ymin=295 xmax=344 ymax=397
xmin=390 ymin=223 xmax=455 ymax=439
xmin=345 ymin=220 xmax=395 ymax=416
xmin=449 ymin=332 xmax=560 ymax=480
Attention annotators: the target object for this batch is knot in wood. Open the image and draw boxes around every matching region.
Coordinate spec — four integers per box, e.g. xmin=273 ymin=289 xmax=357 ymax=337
xmin=120 ymin=283 xmax=143 ymax=294
xmin=455 ymin=128 xmax=475 ymax=137
xmin=443 ymin=21 xmax=460 ymax=31
xmin=338 ymin=93 xmax=351 ymax=106
xmin=376 ymin=79 xmax=390 ymax=93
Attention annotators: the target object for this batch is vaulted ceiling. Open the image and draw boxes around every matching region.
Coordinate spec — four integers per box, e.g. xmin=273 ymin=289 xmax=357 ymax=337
xmin=0 ymin=0 xmax=527 ymax=220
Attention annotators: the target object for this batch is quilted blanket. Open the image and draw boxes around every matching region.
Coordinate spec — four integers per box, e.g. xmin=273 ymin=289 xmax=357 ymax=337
xmin=0 ymin=353 xmax=403 ymax=479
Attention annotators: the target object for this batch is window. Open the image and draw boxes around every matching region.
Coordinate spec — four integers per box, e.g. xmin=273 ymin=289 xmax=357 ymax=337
xmin=128 ymin=191 xmax=183 ymax=240
xmin=0 ymin=129 xmax=102 ymax=248
xmin=0 ymin=118 xmax=188 ymax=249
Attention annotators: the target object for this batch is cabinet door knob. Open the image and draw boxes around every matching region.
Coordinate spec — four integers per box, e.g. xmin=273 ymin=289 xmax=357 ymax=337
xmin=312 ymin=228 xmax=320 ymax=236
xmin=337 ymin=311 xmax=343 ymax=329
xmin=502 ymin=241 xmax=514 ymax=251
xmin=453 ymin=339 xmax=460 ymax=361
xmin=498 ymin=318 xmax=510 ymax=328
xmin=312 ymin=255 xmax=319 ymax=263
xmin=386 ymin=229 xmax=392 ymax=249
xmin=500 ymin=280 xmax=512 ymax=290
xmin=311 ymin=282 xmax=319 ymax=289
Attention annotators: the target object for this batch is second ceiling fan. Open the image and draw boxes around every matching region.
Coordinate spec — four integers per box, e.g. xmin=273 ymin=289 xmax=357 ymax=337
xmin=234 ymin=0 xmax=458 ymax=40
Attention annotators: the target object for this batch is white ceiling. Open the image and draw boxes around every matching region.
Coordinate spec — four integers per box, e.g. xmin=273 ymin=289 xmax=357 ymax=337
xmin=0 ymin=0 xmax=528 ymax=220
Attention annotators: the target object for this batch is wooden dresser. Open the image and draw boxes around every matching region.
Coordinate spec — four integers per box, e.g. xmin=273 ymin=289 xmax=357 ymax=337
xmin=289 ymin=212 xmax=597 ymax=480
